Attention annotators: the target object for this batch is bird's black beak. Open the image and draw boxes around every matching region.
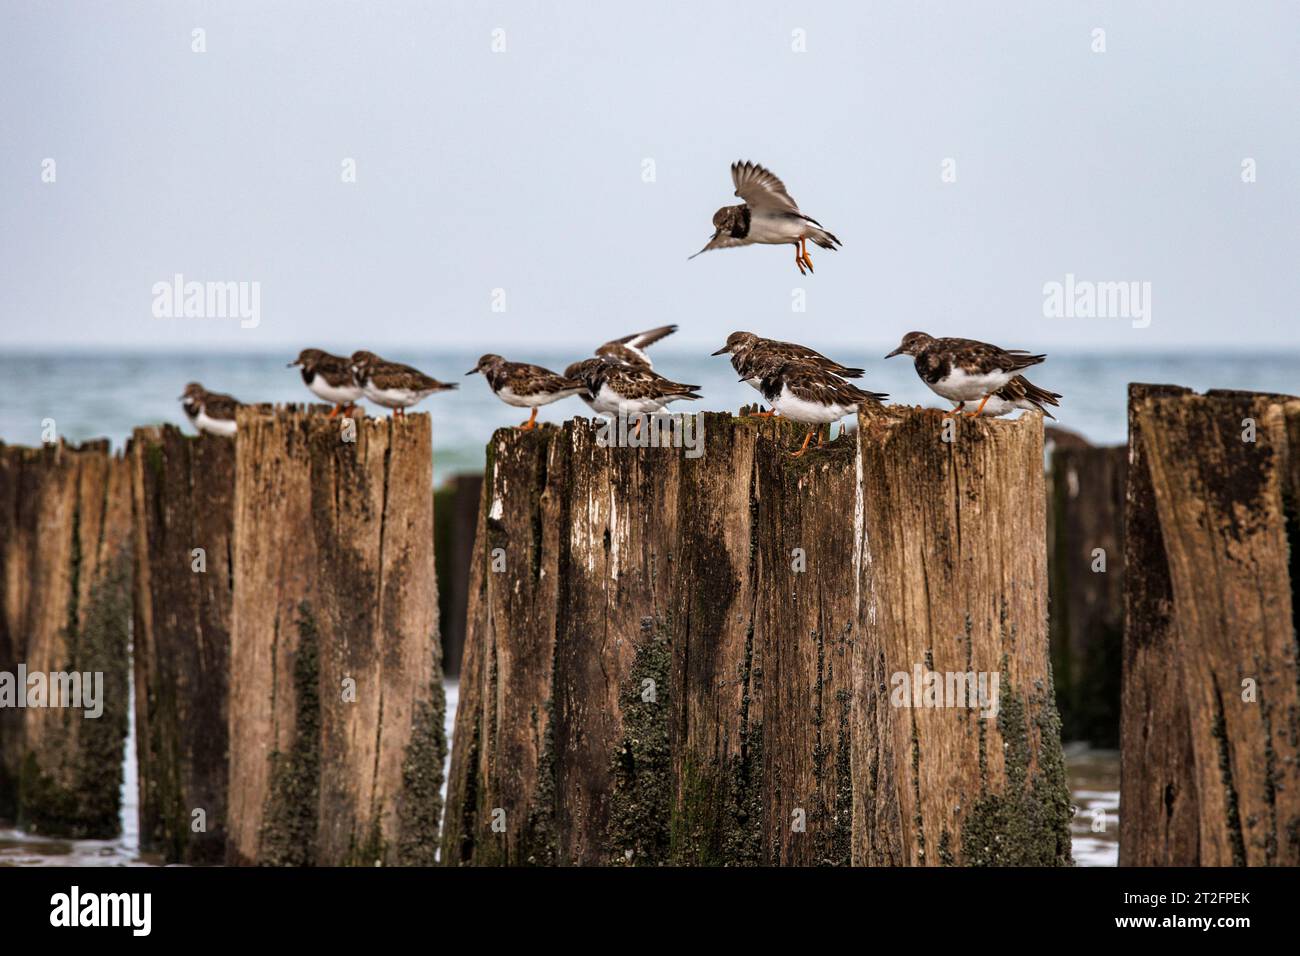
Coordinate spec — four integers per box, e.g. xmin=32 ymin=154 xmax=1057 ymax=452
xmin=286 ymin=361 xmax=298 ymax=368
xmin=884 ymin=347 xmax=903 ymax=359
xmin=465 ymin=368 xmax=478 ymax=376
xmin=687 ymin=233 xmax=718 ymax=260
xmin=710 ymin=346 xmax=729 ymax=356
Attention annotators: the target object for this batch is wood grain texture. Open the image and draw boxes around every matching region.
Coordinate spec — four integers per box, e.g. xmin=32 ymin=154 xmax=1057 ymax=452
xmin=1128 ymin=387 xmax=1300 ymax=865
xmin=0 ymin=440 xmax=131 ymax=836
xmin=226 ymin=407 xmax=444 ymax=865
xmin=129 ymin=426 xmax=234 ymax=863
xmin=445 ymin=409 xmax=1070 ymax=865
xmin=1048 ymin=443 xmax=1126 ymax=746
xmin=853 ymin=409 xmax=1071 ymax=865
xmin=1119 ymin=384 xmax=1200 ymax=865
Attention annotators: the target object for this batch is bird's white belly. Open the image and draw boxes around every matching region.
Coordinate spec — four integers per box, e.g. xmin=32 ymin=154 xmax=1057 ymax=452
xmin=363 ymin=382 xmax=427 ymax=408
xmin=195 ymin=410 xmax=237 ymax=437
xmin=597 ymin=383 xmax=663 ymax=416
xmin=929 ymin=367 xmax=1014 ymax=402
xmin=309 ymin=376 xmax=362 ymax=405
xmin=974 ymin=395 xmax=1019 ymax=418
xmin=499 ymin=385 xmax=577 ymax=408
xmin=772 ymin=387 xmax=851 ymax=425
xmin=748 ymin=211 xmax=807 ymax=245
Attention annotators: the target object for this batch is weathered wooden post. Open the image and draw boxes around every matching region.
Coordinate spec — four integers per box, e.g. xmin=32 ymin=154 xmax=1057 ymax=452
xmin=433 ymin=472 xmax=483 ymax=676
xmin=226 ymin=408 xmax=445 ymax=866
xmin=1121 ymin=386 xmax=1300 ymax=865
xmin=129 ymin=425 xmax=235 ymax=863
xmin=445 ymin=409 xmax=1071 ymax=866
xmin=852 ymin=409 xmax=1072 ymax=865
xmin=0 ymin=440 xmax=132 ymax=836
xmin=1047 ymin=440 xmax=1126 ymax=746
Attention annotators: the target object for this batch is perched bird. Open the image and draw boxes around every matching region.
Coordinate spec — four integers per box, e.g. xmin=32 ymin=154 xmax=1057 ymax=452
xmin=465 ymin=354 xmax=586 ymax=430
xmin=179 ymin=383 xmax=242 ymax=437
xmin=288 ymin=348 xmax=363 ymax=418
xmin=567 ymin=360 xmax=702 ymax=432
xmin=593 ymin=324 xmax=678 ymax=368
xmin=754 ymin=362 xmax=888 ymax=457
xmin=712 ymin=330 xmax=864 ymax=415
xmin=885 ymin=331 xmax=1046 ymax=417
xmin=350 ymin=350 xmax=456 ymax=417
xmin=689 ymin=161 xmax=841 ymax=275
xmin=960 ymin=375 xmax=1061 ymax=420
xmin=566 ymin=325 xmax=681 ymax=414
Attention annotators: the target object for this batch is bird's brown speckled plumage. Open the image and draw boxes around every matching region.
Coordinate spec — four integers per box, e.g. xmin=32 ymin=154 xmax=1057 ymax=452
xmin=594 ymin=324 xmax=678 ymax=368
xmin=756 ymin=362 xmax=887 ymax=409
xmin=291 ymin=348 xmax=356 ymax=390
xmin=715 ymin=330 xmax=864 ymax=382
xmin=180 ymin=382 xmax=242 ymax=422
xmin=575 ymin=360 xmax=701 ymax=403
xmin=886 ymin=332 xmax=1046 ymax=385
xmin=468 ymin=354 xmax=583 ymax=399
xmin=352 ymin=350 xmax=456 ymax=394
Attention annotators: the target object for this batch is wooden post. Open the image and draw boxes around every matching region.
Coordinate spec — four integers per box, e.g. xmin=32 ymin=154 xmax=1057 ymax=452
xmin=226 ymin=407 xmax=445 ymax=866
xmin=433 ymin=472 xmax=483 ymax=676
xmin=129 ymin=425 xmax=235 ymax=863
xmin=1047 ymin=440 xmax=1126 ymax=746
xmin=444 ymin=410 xmax=1071 ymax=865
xmin=853 ymin=409 xmax=1072 ymax=865
xmin=0 ymin=440 xmax=132 ymax=837
xmin=1121 ymin=386 xmax=1300 ymax=865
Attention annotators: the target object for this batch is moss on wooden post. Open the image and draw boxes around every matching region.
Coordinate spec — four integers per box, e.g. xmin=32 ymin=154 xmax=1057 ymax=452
xmin=226 ymin=407 xmax=445 ymax=866
xmin=446 ymin=409 xmax=1071 ymax=866
xmin=0 ymin=440 xmax=132 ymax=837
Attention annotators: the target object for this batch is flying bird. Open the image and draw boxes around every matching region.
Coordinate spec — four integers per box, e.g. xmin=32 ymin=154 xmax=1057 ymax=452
xmin=689 ymin=161 xmax=841 ymax=274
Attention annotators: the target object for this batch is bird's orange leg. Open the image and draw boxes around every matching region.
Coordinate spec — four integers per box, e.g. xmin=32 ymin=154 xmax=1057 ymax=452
xmin=817 ymin=425 xmax=829 ymax=447
xmin=794 ymin=243 xmax=808 ymax=276
xmin=328 ymin=404 xmax=342 ymax=420
xmin=789 ymin=426 xmax=817 ymax=458
xmin=966 ymin=394 xmax=993 ymax=417
xmin=799 ymin=238 xmax=814 ymax=274
xmin=632 ymin=415 xmax=643 ymax=439
xmin=518 ymin=407 xmax=538 ymax=431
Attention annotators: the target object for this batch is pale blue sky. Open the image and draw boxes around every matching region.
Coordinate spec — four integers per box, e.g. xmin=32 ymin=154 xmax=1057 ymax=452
xmin=2 ymin=1 xmax=1297 ymax=353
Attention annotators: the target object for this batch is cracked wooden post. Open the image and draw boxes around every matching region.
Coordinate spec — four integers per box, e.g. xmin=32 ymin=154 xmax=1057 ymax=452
xmin=226 ymin=407 xmax=445 ymax=866
xmin=129 ymin=425 xmax=235 ymax=863
xmin=852 ymin=408 xmax=1072 ymax=866
xmin=1122 ymin=386 xmax=1300 ymax=865
xmin=1047 ymin=439 xmax=1126 ymax=746
xmin=445 ymin=410 xmax=1070 ymax=865
xmin=0 ymin=440 xmax=132 ymax=836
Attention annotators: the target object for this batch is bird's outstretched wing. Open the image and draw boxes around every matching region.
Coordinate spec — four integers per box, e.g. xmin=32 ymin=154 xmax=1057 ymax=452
xmin=688 ymin=233 xmax=750 ymax=259
xmin=731 ymin=161 xmax=800 ymax=214
xmin=597 ymin=325 xmax=678 ymax=366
